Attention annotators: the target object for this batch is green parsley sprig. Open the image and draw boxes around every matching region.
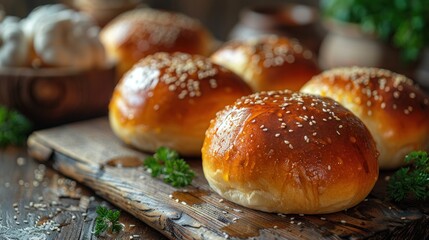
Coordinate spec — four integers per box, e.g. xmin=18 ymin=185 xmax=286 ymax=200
xmin=0 ymin=106 xmax=32 ymax=147
xmin=144 ymin=147 xmax=195 ymax=187
xmin=387 ymin=151 xmax=429 ymax=202
xmin=94 ymin=206 xmax=123 ymax=237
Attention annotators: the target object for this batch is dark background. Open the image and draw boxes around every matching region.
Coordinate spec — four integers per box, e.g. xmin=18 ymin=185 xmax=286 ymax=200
xmin=0 ymin=0 xmax=319 ymax=40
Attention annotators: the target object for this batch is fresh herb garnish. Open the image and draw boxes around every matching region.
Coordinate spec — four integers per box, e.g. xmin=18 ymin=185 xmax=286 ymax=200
xmin=144 ymin=147 xmax=195 ymax=187
xmin=94 ymin=206 xmax=123 ymax=237
xmin=387 ymin=151 xmax=429 ymax=202
xmin=0 ymin=106 xmax=32 ymax=147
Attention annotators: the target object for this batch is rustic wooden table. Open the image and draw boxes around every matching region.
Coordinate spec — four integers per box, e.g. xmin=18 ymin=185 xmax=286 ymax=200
xmin=0 ymin=146 xmax=167 ymax=240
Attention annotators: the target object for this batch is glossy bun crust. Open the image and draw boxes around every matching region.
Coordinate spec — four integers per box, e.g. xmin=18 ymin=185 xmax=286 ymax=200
xmin=101 ymin=8 xmax=215 ymax=76
xmin=109 ymin=52 xmax=252 ymax=156
xmin=202 ymin=91 xmax=379 ymax=214
xmin=211 ymin=35 xmax=320 ymax=92
xmin=301 ymin=67 xmax=429 ymax=169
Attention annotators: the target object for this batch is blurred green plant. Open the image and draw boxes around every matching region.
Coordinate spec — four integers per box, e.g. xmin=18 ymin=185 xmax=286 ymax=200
xmin=0 ymin=106 xmax=32 ymax=147
xmin=320 ymin=0 xmax=429 ymax=62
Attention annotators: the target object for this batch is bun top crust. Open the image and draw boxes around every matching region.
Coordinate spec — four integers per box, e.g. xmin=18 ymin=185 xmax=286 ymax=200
xmin=202 ymin=90 xmax=379 ymax=213
xmin=211 ymin=35 xmax=320 ymax=91
xmin=301 ymin=67 xmax=429 ymax=168
xmin=101 ymin=8 xmax=214 ymax=75
xmin=109 ymin=52 xmax=253 ymax=155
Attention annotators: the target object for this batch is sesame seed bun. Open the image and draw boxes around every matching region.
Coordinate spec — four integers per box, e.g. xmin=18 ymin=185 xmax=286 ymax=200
xmin=100 ymin=8 xmax=215 ymax=77
xmin=301 ymin=67 xmax=429 ymax=169
xmin=109 ymin=52 xmax=252 ymax=156
xmin=210 ymin=35 xmax=321 ymax=92
xmin=202 ymin=90 xmax=379 ymax=214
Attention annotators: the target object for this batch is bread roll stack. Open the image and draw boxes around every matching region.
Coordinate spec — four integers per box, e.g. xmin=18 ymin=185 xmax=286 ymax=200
xmin=301 ymin=67 xmax=429 ymax=169
xmin=202 ymin=90 xmax=379 ymax=214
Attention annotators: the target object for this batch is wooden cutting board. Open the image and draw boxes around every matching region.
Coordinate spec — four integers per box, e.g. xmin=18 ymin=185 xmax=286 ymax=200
xmin=27 ymin=118 xmax=429 ymax=240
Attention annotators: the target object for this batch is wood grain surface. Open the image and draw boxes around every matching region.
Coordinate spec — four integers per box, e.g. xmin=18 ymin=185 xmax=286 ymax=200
xmin=27 ymin=118 xmax=429 ymax=240
xmin=0 ymin=146 xmax=167 ymax=240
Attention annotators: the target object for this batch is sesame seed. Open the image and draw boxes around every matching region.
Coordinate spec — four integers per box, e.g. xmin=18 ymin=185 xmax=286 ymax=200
xmin=328 ymin=165 xmax=331 ymax=170
xmin=260 ymin=125 xmax=265 ymax=129
xmin=251 ymin=119 xmax=256 ymax=123
xmin=336 ymin=131 xmax=341 ymax=135
xmin=303 ymin=50 xmax=313 ymax=59
xmin=275 ymin=133 xmax=280 ymax=137
xmin=284 ymin=140 xmax=290 ymax=144
xmin=393 ymin=91 xmax=400 ymax=99
xmin=366 ymin=100 xmax=372 ymax=107
xmin=262 ymin=128 xmax=268 ymax=132
xmin=289 ymin=144 xmax=294 ymax=149
xmin=209 ymin=79 xmax=218 ymax=88
xmin=341 ymin=220 xmax=346 ymax=224
xmin=17 ymin=157 xmax=25 ymax=166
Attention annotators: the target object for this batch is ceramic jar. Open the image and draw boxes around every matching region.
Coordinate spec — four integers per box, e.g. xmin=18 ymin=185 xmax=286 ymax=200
xmin=318 ymin=19 xmax=415 ymax=76
xmin=228 ymin=4 xmax=324 ymax=55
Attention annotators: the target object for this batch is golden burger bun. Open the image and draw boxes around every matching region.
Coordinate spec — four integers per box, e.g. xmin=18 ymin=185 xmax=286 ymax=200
xmin=202 ymin=90 xmax=379 ymax=214
xmin=301 ymin=67 xmax=429 ymax=169
xmin=210 ymin=35 xmax=320 ymax=92
xmin=101 ymin=8 xmax=215 ymax=77
xmin=109 ymin=52 xmax=252 ymax=156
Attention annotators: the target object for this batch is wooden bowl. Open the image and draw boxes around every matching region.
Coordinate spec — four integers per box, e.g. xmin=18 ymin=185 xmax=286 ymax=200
xmin=0 ymin=64 xmax=117 ymax=128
